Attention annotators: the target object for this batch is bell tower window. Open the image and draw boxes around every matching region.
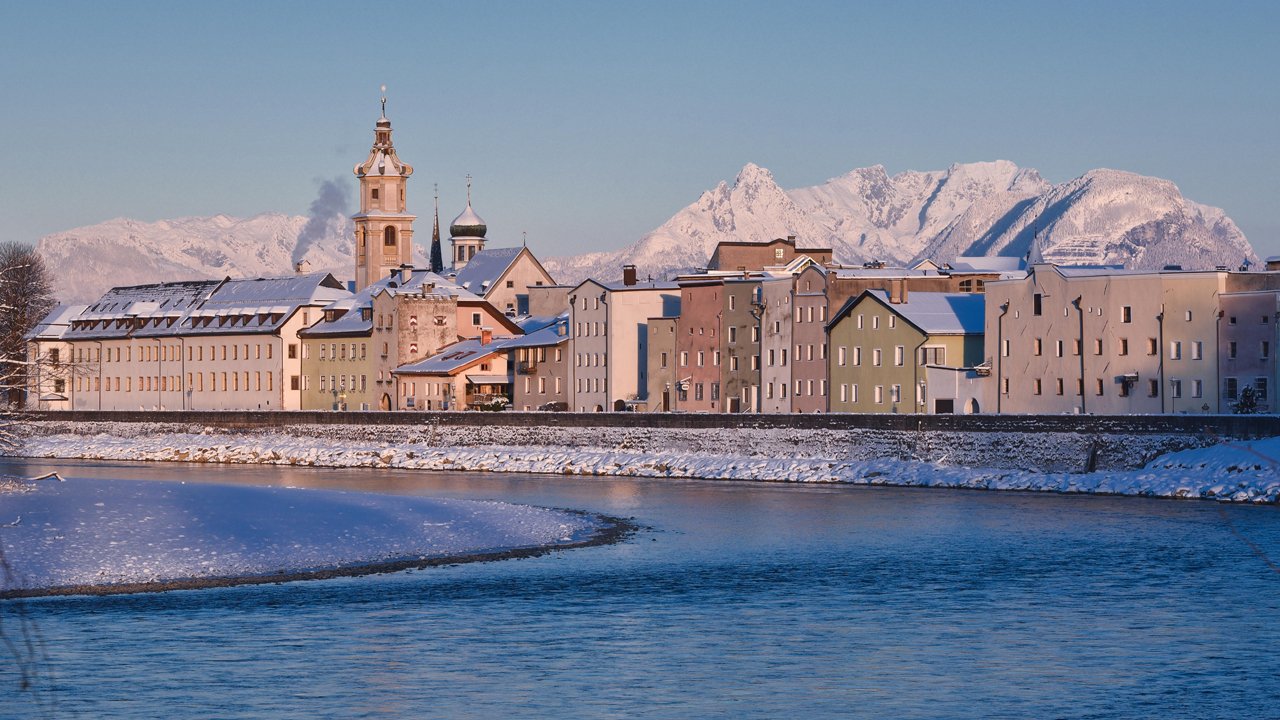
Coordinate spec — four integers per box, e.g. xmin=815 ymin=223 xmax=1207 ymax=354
xmin=384 ymin=226 xmax=397 ymax=247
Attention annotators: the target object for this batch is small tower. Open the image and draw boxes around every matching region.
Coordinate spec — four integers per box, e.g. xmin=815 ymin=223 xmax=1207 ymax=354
xmin=450 ymin=175 xmax=487 ymax=271
xmin=352 ymin=88 xmax=416 ymax=290
xmin=429 ymin=184 xmax=444 ymax=274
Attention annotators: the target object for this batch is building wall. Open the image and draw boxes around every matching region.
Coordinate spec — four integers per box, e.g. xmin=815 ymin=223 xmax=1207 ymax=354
xmin=646 ymin=318 xmax=678 ymax=412
xmin=985 ymin=266 xmax=1226 ymax=415
xmin=486 ymin=250 xmax=556 ymax=317
xmin=569 ymin=281 xmax=676 ymax=412
xmin=709 ymin=238 xmax=832 ymax=271
xmin=513 ymin=338 xmax=568 ymax=411
xmin=759 ymin=279 xmax=794 ymax=413
xmin=791 ymin=266 xmax=830 ymax=413
xmin=675 ymin=282 xmax=724 ymax=412
xmin=828 ymin=297 xmax=941 ymax=413
xmin=722 ymin=280 xmax=761 ymax=412
xmin=569 ymin=280 xmax=609 ymax=412
xmin=1219 ymin=291 xmax=1280 ymax=412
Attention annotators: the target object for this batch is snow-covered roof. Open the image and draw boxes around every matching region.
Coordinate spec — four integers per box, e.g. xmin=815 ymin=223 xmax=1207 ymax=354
xmin=845 ymin=290 xmax=985 ymax=335
xmin=394 ymin=337 xmax=509 ymax=376
xmin=302 ymin=269 xmax=479 ymax=338
xmin=24 ymin=304 xmax=88 ymax=341
xmin=948 ymin=256 xmax=1027 ymax=273
xmin=502 ymin=318 xmax=569 ymax=349
xmin=453 ymin=247 xmax=522 ymax=296
xmin=63 ymin=273 xmax=350 ymax=340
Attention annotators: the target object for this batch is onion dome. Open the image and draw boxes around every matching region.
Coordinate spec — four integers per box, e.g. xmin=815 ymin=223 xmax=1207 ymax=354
xmin=450 ymin=177 xmax=488 ymax=238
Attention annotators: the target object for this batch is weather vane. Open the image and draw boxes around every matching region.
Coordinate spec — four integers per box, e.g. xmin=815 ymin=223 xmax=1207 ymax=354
xmin=380 ymin=84 xmax=387 ymax=117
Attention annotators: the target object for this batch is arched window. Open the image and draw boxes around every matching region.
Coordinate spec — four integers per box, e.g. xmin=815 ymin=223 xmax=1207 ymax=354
xmin=383 ymin=226 xmax=397 ymax=247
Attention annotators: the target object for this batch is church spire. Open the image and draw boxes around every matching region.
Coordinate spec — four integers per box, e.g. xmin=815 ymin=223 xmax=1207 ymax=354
xmin=430 ymin=183 xmax=444 ymax=273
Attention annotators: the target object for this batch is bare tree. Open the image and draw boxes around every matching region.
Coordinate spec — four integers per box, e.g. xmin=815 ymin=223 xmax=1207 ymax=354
xmin=0 ymin=242 xmax=56 ymax=410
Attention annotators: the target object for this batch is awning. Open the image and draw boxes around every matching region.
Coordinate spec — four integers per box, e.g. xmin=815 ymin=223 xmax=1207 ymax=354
xmin=465 ymin=375 xmax=512 ymax=385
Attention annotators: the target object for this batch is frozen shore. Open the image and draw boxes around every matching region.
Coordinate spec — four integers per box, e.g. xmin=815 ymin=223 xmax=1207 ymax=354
xmin=13 ymin=421 xmax=1280 ymax=504
xmin=0 ymin=475 xmax=620 ymax=597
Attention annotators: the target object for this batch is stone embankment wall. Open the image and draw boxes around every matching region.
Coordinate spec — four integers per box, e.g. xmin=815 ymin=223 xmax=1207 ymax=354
xmin=18 ymin=411 xmax=1280 ymax=473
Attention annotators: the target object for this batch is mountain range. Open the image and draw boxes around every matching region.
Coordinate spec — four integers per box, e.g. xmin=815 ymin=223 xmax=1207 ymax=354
xmin=36 ymin=160 xmax=1258 ymax=303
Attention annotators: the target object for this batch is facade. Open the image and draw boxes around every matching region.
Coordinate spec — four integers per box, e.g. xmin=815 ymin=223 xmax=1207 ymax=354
xmin=508 ymin=316 xmax=570 ymax=411
xmin=454 ymin=246 xmax=557 ymax=317
xmin=299 ymin=268 xmax=519 ymax=411
xmin=353 ymin=101 xmax=415 ymax=290
xmin=56 ymin=274 xmax=348 ymax=411
xmin=708 ymin=236 xmax=833 ymax=272
xmin=394 ymin=332 xmax=510 ymax=411
xmin=828 ymin=289 xmax=985 ymax=413
xmin=985 ymin=265 xmax=1229 ymax=415
xmin=758 ymin=277 xmax=794 ymax=413
xmin=721 ymin=278 xmax=763 ymax=412
xmin=568 ymin=278 xmax=680 ymax=412
xmin=23 ymin=304 xmax=87 ymax=411
xmin=790 ymin=265 xmax=829 ymax=413
xmin=1218 ymin=272 xmax=1280 ymax=412
xmin=674 ymin=279 xmax=725 ymax=412
xmin=646 ymin=317 xmax=679 ymax=412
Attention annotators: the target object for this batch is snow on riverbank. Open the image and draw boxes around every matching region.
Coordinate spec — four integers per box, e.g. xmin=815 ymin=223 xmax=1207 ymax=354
xmin=14 ymin=425 xmax=1280 ymax=503
xmin=0 ymin=476 xmax=608 ymax=595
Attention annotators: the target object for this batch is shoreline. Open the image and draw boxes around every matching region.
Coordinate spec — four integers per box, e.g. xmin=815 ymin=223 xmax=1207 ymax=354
xmin=2 ymin=509 xmax=636 ymax=600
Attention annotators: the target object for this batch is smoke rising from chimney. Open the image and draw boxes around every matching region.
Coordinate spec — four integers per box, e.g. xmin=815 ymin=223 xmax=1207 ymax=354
xmin=292 ymin=178 xmax=350 ymax=266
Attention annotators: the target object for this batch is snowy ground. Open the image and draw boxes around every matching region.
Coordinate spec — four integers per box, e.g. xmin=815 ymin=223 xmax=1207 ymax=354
xmin=0 ymin=476 xmax=610 ymax=596
xmin=13 ymin=422 xmax=1280 ymax=504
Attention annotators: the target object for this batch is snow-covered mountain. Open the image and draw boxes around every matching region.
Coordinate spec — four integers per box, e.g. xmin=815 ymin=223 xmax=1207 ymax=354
xmin=543 ymin=161 xmax=1257 ymax=284
xmin=37 ymin=160 xmax=1257 ymax=303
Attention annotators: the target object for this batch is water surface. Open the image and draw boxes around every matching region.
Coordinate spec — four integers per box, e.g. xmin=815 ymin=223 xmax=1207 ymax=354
xmin=2 ymin=458 xmax=1277 ymax=719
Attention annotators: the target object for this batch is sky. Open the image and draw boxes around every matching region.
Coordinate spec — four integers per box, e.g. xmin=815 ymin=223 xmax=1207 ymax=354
xmin=2 ymin=1 xmax=1277 ymax=259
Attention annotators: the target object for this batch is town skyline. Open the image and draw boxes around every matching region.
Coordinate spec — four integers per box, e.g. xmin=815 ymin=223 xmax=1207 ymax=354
xmin=4 ymin=1 xmax=1278 ymax=259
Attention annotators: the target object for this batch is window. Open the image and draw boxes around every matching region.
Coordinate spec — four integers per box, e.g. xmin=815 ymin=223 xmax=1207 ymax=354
xmin=1073 ymin=339 xmax=1082 ymax=356
xmin=680 ymin=351 xmax=688 ymax=367
xmin=713 ymin=351 xmax=721 ymax=366
xmin=730 ymin=356 xmax=739 ymax=371
xmin=1121 ymin=306 xmax=1132 ymax=323
xmin=660 ymin=352 xmax=668 ymax=369
xmin=695 ymin=383 xmax=704 ymax=402
xmin=1263 ymin=341 xmax=1272 ymax=359
xmin=1094 ymin=339 xmax=1102 ymax=355
xmin=697 ymin=351 xmax=705 ymax=367
xmin=383 ymin=226 xmax=397 ymax=246
xmin=290 ymin=375 xmax=300 ymax=391
xmin=1257 ymin=378 xmax=1269 ymax=401
xmin=1185 ymin=310 xmax=1192 ymax=322
xmin=888 ymin=316 xmax=896 ymax=329
xmin=1148 ymin=379 xmax=1159 ymax=398
xmin=1170 ymin=379 xmax=1182 ymax=399
xmin=1001 ymin=339 xmax=1010 ymax=357
xmin=1191 ymin=341 xmax=1202 ymax=360
xmin=472 ymin=312 xmax=482 ymax=326
xmin=711 ymin=382 xmax=720 ymax=401
xmin=920 ymin=347 xmax=945 ymax=365
xmin=837 ymin=347 xmax=847 ymax=366
xmin=775 ymin=247 xmax=785 ymax=260
xmin=1055 ymin=340 xmax=1064 ymax=358
xmin=894 ymin=346 xmax=904 ymax=366
xmin=1095 ymin=378 xmax=1104 ymax=396
xmin=872 ymin=348 xmax=882 ymax=366
xmin=751 ymin=326 xmax=760 ymax=343
xmin=1191 ymin=379 xmax=1202 ymax=398
xmin=839 ymin=384 xmax=848 ymax=403
xmin=852 ymin=347 xmax=862 ymax=366
xmin=371 ymin=187 xmax=380 ymax=201
xmin=874 ymin=385 xmax=884 ymax=404
xmin=1119 ymin=338 xmax=1129 ymax=356
xmin=1169 ymin=341 xmax=1182 ymax=360
xmin=1033 ymin=338 xmax=1042 ymax=356
xmin=1228 ymin=341 xmax=1237 ymax=360
xmin=1147 ymin=338 xmax=1158 ymax=356
xmin=728 ymin=326 xmax=737 ymax=343
xmin=505 ymin=280 xmax=514 ymax=289
xmin=1033 ymin=293 xmax=1043 ymax=316
xmin=1033 ymin=378 xmax=1043 ymax=395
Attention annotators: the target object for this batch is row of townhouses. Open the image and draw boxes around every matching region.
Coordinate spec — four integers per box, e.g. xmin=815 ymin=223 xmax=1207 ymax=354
xmin=25 ymin=105 xmax=1280 ymax=415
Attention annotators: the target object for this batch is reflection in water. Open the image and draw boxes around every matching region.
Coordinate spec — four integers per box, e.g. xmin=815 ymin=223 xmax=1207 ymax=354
xmin=1 ymin=458 xmax=1278 ymax=719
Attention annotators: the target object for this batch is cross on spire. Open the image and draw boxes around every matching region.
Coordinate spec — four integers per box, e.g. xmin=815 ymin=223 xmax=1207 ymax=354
xmin=465 ymin=174 xmax=472 ymax=205
xmin=380 ymin=84 xmax=387 ymax=118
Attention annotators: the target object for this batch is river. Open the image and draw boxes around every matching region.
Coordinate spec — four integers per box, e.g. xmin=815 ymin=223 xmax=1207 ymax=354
xmin=2 ymin=458 xmax=1278 ymax=719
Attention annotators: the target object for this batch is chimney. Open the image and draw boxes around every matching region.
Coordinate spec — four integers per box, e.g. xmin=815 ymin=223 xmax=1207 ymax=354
xmin=786 ymin=235 xmax=796 ymax=244
xmin=481 ymin=327 xmax=492 ymax=345
xmin=889 ymin=278 xmax=908 ymax=304
xmin=622 ymin=264 xmax=638 ymax=286
xmin=400 ymin=265 xmax=413 ymax=284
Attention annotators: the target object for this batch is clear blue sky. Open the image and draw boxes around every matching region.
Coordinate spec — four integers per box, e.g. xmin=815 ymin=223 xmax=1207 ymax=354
xmin=2 ymin=1 xmax=1277 ymax=258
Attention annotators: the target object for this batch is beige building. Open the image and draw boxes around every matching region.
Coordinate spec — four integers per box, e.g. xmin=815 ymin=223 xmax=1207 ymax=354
xmin=508 ymin=316 xmax=570 ymax=411
xmin=568 ymin=276 xmax=680 ymax=412
xmin=353 ymin=99 xmax=416 ymax=290
xmin=394 ymin=331 xmax=510 ymax=411
xmin=646 ymin=317 xmax=679 ymax=411
xmin=453 ymin=246 xmax=557 ymax=317
xmin=24 ymin=304 xmax=87 ymax=410
xmin=984 ymin=265 xmax=1229 ymax=414
xmin=828 ymin=287 xmax=985 ymax=413
xmin=299 ymin=267 xmax=520 ymax=411
xmin=708 ymin=236 xmax=833 ymax=272
xmin=56 ymin=274 xmax=348 ymax=411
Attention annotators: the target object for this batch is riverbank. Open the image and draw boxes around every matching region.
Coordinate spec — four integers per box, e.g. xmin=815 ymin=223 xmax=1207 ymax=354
xmin=13 ymin=420 xmax=1280 ymax=503
xmin=0 ymin=475 xmax=628 ymax=598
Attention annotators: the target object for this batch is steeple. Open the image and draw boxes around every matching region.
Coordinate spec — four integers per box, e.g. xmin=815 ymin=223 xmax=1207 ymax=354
xmin=352 ymin=88 xmax=416 ymax=290
xmin=449 ymin=174 xmax=488 ymax=272
xmin=430 ymin=183 xmax=444 ymax=273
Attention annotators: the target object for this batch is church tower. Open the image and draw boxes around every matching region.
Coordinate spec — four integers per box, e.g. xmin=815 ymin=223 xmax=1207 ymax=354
xmin=449 ymin=175 xmax=488 ymax=271
xmin=353 ymin=90 xmax=416 ymax=290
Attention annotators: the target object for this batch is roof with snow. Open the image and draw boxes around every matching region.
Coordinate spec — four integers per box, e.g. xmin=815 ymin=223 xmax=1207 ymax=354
xmin=301 ymin=269 xmax=480 ymax=338
xmin=833 ymin=290 xmax=985 ymax=335
xmin=62 ymin=273 xmax=350 ymax=340
xmin=501 ymin=317 xmax=569 ymax=349
xmin=24 ymin=304 xmax=89 ymax=341
xmin=453 ymin=247 xmax=523 ymax=296
xmin=947 ymin=256 xmax=1027 ymax=273
xmin=394 ymin=337 xmax=510 ymax=376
